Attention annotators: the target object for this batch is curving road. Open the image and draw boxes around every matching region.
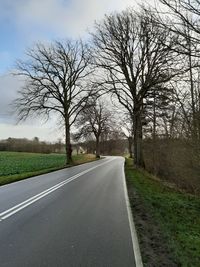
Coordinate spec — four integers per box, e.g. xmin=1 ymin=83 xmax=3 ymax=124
xmin=0 ymin=156 xmax=136 ymax=267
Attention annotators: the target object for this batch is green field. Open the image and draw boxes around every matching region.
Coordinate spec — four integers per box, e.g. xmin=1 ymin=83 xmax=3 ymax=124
xmin=125 ymin=158 xmax=200 ymax=267
xmin=0 ymin=152 xmax=96 ymax=186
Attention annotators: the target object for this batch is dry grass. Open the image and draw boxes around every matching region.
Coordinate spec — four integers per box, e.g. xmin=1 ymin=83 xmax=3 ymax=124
xmin=143 ymin=139 xmax=200 ymax=195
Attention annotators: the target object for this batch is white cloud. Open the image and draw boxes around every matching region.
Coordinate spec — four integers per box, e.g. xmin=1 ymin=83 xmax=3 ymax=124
xmin=1 ymin=0 xmax=136 ymax=38
xmin=0 ymin=72 xmax=64 ymax=141
xmin=0 ymin=73 xmax=22 ymax=116
xmin=0 ymin=123 xmax=63 ymax=142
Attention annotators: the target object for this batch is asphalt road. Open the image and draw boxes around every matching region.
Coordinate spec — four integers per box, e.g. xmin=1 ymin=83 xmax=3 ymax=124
xmin=0 ymin=156 xmax=136 ymax=267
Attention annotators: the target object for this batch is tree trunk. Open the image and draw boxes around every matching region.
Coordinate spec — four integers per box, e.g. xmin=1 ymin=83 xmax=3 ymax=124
xmin=95 ymin=136 xmax=100 ymax=158
xmin=133 ymin=112 xmax=145 ymax=168
xmin=152 ymin=88 xmax=156 ymax=174
xmin=65 ymin=119 xmax=72 ymax=165
xmin=187 ymin=27 xmax=198 ymax=140
xmin=128 ymin=136 xmax=133 ymax=158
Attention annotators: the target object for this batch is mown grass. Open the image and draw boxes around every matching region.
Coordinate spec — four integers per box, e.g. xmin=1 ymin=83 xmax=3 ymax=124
xmin=125 ymin=158 xmax=200 ymax=267
xmin=0 ymin=152 xmax=97 ymax=186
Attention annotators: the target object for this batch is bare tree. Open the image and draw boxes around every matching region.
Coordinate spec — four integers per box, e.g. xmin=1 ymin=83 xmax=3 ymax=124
xmin=13 ymin=40 xmax=93 ymax=164
xmin=92 ymin=8 xmax=179 ymax=167
xmin=74 ymin=99 xmax=113 ymax=158
xmin=157 ymin=0 xmax=200 ymax=142
xmin=158 ymin=0 xmax=200 ymax=40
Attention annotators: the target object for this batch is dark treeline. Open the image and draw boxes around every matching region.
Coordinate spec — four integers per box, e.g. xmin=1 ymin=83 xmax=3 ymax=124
xmin=79 ymin=139 xmax=127 ymax=156
xmin=0 ymin=137 xmax=128 ymax=156
xmin=0 ymin=137 xmax=63 ymax=154
xmin=12 ymin=0 xmax=200 ymax=194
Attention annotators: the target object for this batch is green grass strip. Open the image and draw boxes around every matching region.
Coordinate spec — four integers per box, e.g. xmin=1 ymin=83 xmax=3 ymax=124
xmin=125 ymin=158 xmax=200 ymax=267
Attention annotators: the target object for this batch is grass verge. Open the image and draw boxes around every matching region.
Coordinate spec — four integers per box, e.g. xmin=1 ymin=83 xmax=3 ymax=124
xmin=0 ymin=152 xmax=98 ymax=186
xmin=125 ymin=158 xmax=200 ymax=267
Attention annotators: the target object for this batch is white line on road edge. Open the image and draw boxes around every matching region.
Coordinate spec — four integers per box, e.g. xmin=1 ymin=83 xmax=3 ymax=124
xmin=122 ymin=160 xmax=143 ymax=267
xmin=0 ymin=158 xmax=115 ymax=221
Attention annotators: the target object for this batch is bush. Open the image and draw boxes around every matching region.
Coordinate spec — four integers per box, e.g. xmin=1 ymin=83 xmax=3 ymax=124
xmin=143 ymin=138 xmax=200 ymax=194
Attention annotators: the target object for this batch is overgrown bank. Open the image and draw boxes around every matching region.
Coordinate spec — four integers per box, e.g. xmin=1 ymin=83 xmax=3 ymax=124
xmin=125 ymin=158 xmax=200 ymax=267
xmin=0 ymin=152 xmax=97 ymax=186
xmin=143 ymin=138 xmax=200 ymax=195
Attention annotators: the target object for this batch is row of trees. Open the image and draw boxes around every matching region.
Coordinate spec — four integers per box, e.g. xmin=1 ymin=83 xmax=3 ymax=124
xmin=0 ymin=137 xmax=63 ymax=154
xmin=13 ymin=1 xmax=200 ymax=188
xmin=73 ymin=99 xmax=114 ymax=158
xmin=0 ymin=137 xmax=127 ymax=156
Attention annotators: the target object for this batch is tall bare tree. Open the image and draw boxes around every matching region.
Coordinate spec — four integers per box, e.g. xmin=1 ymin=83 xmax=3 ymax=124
xmin=13 ymin=40 xmax=93 ymax=164
xmin=74 ymin=99 xmax=112 ymax=158
xmin=92 ymin=8 xmax=179 ymax=167
xmin=157 ymin=0 xmax=200 ymax=142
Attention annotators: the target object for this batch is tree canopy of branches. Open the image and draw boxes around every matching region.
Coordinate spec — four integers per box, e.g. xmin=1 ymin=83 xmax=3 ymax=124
xmin=14 ymin=40 xmax=93 ymax=164
xmin=156 ymin=0 xmax=200 ymax=146
xmin=159 ymin=0 xmax=200 ymax=41
xmin=74 ymin=99 xmax=113 ymax=158
xmin=92 ymin=8 xmax=179 ymax=167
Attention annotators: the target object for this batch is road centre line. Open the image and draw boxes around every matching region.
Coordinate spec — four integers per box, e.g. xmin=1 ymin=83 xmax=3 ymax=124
xmin=0 ymin=158 xmax=114 ymax=221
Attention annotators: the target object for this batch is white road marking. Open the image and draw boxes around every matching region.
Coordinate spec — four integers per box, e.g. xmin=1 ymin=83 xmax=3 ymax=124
xmin=122 ymin=160 xmax=143 ymax=267
xmin=0 ymin=158 xmax=115 ymax=221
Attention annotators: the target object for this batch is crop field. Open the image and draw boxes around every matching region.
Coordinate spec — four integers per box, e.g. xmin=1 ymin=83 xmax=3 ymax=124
xmin=0 ymin=152 xmax=96 ymax=185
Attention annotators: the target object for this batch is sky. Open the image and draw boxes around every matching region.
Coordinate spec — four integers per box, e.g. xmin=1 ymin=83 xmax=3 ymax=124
xmin=0 ymin=0 xmax=139 ymax=142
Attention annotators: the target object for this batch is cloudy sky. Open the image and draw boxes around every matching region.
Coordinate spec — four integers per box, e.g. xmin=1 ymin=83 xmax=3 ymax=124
xmin=0 ymin=0 xmax=139 ymax=142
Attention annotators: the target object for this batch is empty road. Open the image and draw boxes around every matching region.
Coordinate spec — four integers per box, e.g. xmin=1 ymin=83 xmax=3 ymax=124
xmin=0 ymin=156 xmax=136 ymax=267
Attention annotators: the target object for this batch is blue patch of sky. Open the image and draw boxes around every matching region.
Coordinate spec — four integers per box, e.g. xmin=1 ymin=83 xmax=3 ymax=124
xmin=0 ymin=16 xmax=21 ymax=73
xmin=0 ymin=0 xmax=72 ymax=74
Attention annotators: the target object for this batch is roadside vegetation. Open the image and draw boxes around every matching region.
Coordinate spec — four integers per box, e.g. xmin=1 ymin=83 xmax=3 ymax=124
xmin=0 ymin=152 xmax=97 ymax=186
xmin=125 ymin=158 xmax=200 ymax=267
xmin=11 ymin=1 xmax=200 ymax=195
